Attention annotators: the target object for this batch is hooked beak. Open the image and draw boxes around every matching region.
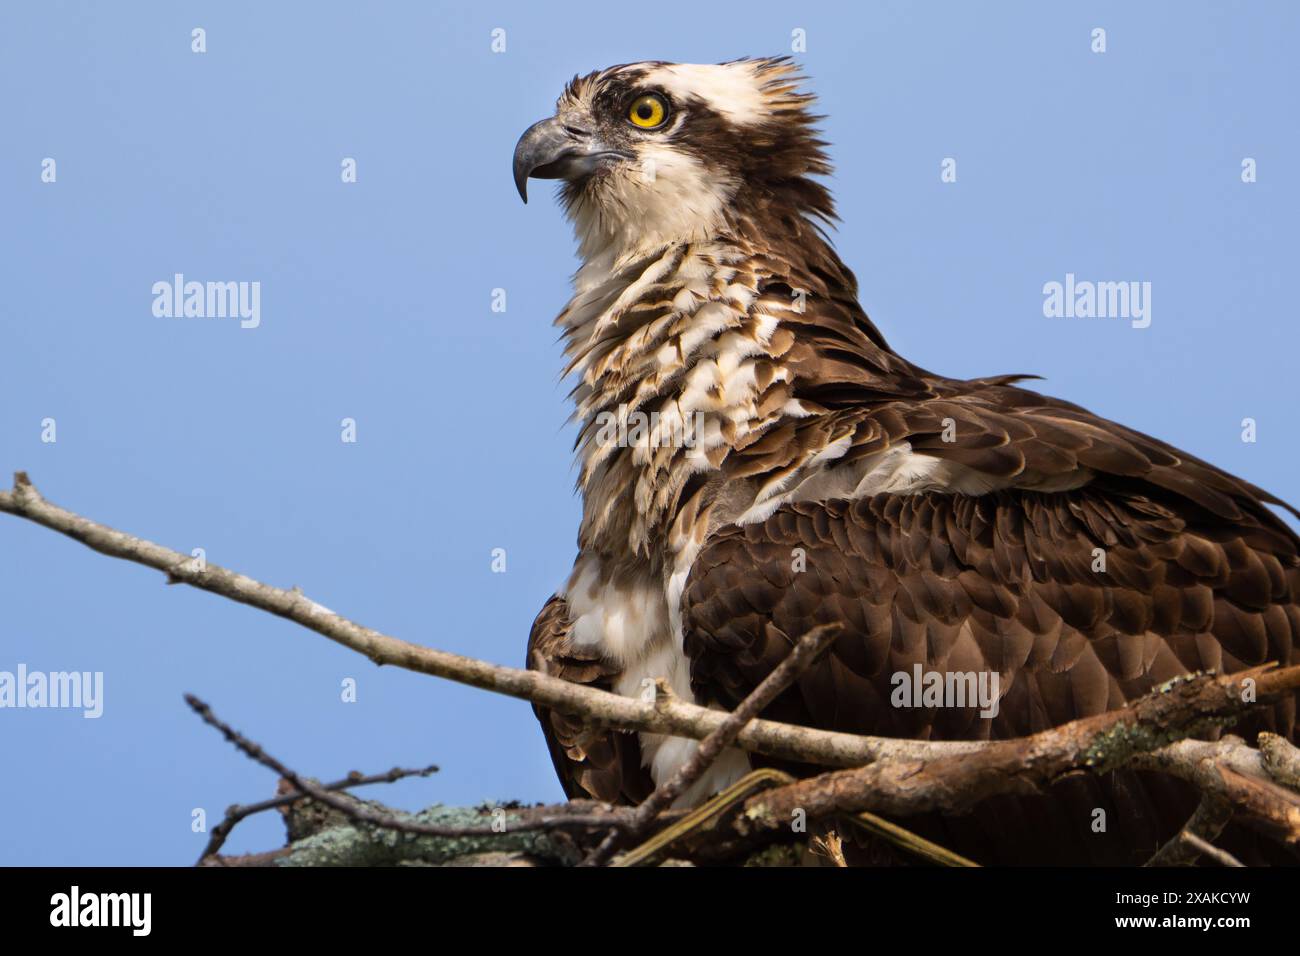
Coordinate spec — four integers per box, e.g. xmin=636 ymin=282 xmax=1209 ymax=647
xmin=512 ymin=116 xmax=632 ymax=203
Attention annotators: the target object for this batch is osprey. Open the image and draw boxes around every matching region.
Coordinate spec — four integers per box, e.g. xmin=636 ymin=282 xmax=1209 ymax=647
xmin=515 ymin=58 xmax=1299 ymax=864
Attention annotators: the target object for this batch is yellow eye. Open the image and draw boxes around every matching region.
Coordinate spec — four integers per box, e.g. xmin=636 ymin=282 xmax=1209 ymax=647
xmin=627 ymin=94 xmax=668 ymax=129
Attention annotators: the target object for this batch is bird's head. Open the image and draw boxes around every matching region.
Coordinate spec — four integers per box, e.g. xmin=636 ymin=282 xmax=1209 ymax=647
xmin=513 ymin=58 xmax=833 ymax=260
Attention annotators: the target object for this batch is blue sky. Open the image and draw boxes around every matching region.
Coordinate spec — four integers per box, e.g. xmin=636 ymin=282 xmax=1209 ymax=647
xmin=1 ymin=1 xmax=1296 ymax=864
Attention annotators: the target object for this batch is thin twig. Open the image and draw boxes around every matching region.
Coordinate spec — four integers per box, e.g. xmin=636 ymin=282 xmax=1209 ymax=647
xmin=186 ymin=694 xmax=636 ymax=840
xmin=1181 ymin=833 xmax=1245 ymax=867
xmin=844 ymin=810 xmax=979 ymax=867
xmin=197 ymin=764 xmax=440 ymax=863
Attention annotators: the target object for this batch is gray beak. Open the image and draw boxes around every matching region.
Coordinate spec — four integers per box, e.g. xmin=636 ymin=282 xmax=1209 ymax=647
xmin=512 ymin=116 xmax=632 ymax=203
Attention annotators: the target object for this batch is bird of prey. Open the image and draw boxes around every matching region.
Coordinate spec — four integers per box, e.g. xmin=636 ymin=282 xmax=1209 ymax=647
xmin=514 ymin=58 xmax=1298 ymax=864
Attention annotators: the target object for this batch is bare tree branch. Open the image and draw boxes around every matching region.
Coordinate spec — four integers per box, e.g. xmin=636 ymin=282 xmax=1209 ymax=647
xmin=738 ymin=666 xmax=1300 ymax=842
xmin=1131 ymin=737 xmax=1300 ymax=846
xmin=0 ymin=471 xmax=972 ymax=770
xmin=198 ymin=763 xmax=441 ymax=863
xmin=201 ymin=797 xmax=653 ymax=867
xmin=186 ymin=694 xmax=637 ymax=843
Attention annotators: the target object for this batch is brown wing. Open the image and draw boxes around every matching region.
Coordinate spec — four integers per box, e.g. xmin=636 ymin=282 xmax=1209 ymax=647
xmin=725 ymin=380 xmax=1297 ymax=525
xmin=681 ymin=487 xmax=1300 ymax=864
xmin=526 ymin=595 xmax=654 ymax=805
